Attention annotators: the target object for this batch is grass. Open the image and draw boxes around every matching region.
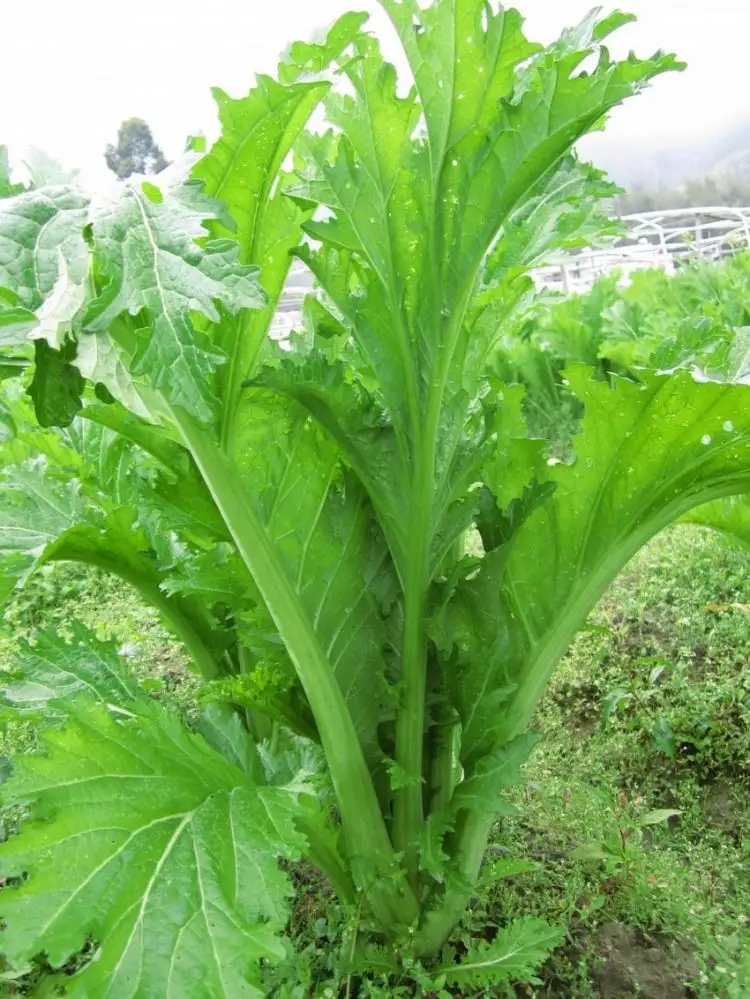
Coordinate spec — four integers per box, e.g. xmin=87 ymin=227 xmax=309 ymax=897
xmin=1 ymin=525 xmax=749 ymax=996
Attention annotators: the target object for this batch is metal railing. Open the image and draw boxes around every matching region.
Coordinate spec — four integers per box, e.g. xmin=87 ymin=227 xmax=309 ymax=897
xmin=532 ymin=206 xmax=750 ymax=295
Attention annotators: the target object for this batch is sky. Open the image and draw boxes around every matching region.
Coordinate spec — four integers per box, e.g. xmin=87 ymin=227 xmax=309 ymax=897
xmin=3 ymin=0 xmax=750 ymax=185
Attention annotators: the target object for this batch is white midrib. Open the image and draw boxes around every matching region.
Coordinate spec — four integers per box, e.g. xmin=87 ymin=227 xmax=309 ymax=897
xmin=131 ymin=189 xmax=182 ymax=363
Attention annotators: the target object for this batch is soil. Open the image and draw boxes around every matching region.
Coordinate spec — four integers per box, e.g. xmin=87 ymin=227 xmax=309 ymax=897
xmin=703 ymin=781 xmax=742 ymax=840
xmin=592 ymin=923 xmax=699 ymax=999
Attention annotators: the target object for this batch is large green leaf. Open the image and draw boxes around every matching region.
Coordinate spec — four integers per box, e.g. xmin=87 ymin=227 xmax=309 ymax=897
xmin=0 ymin=700 xmax=305 ymax=997
xmin=86 ymin=175 xmax=265 ymax=422
xmin=290 ymin=6 xmax=681 ymax=584
xmin=380 ymin=1 xmax=679 ymax=308
xmin=439 ymin=917 xmax=565 ymax=986
xmin=192 ymin=12 xmax=366 ymax=444
xmin=441 ymin=367 xmax=750 ymax=771
xmin=291 ymin=39 xmax=428 ymax=452
xmin=0 ymin=434 xmax=227 ymax=676
xmin=1 ymin=625 xmax=142 ymax=718
xmin=0 ymin=186 xmax=89 ymax=311
xmin=193 ymin=75 xmax=324 ymax=439
xmin=252 ymin=348 xmax=410 ymax=572
xmin=232 ymin=389 xmax=396 ymax=771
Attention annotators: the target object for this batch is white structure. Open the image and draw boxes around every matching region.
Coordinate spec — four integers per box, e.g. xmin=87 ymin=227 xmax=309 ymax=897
xmin=532 ymin=206 xmax=750 ymax=295
xmin=272 ymin=207 xmax=750 ymax=336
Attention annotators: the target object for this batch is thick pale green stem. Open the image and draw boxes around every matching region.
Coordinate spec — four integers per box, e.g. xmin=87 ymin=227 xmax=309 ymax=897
xmin=392 ymin=458 xmax=432 ymax=880
xmin=171 ymin=409 xmax=420 ymax=929
xmin=413 ymin=811 xmax=494 ymax=958
xmin=392 ymin=282 xmax=479 ymax=877
xmin=427 ymin=717 xmax=457 ymax=816
xmin=418 ymin=485 xmax=750 ymax=954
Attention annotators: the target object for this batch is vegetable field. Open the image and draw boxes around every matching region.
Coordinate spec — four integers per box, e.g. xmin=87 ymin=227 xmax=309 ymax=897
xmin=0 ymin=1 xmax=748 ymax=996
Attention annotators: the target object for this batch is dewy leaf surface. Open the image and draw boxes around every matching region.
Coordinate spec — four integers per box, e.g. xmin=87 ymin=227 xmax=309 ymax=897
xmin=193 ymin=13 xmax=365 ymax=441
xmin=0 ymin=701 xmax=304 ymax=998
xmin=291 ymin=4 xmax=682 ymax=584
xmin=380 ymin=0 xmax=680 ymax=307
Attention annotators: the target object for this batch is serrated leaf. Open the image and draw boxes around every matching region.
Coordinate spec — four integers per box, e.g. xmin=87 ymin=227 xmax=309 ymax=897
xmin=418 ymin=812 xmax=452 ymax=882
xmin=0 ymin=448 xmax=227 ymax=674
xmin=496 ymin=368 xmax=750 ymax=735
xmin=380 ymin=0 xmax=679 ymax=309
xmin=290 ymin=3 xmax=679 ymax=594
xmin=86 ymin=176 xmax=265 ymax=422
xmin=161 ymin=542 xmax=254 ymax=608
xmin=0 ymin=457 xmax=82 ymax=559
xmin=0 ymin=185 xmax=90 ymax=310
xmin=278 ymin=11 xmax=367 ymax=84
xmin=29 ymin=250 xmax=87 ymax=350
xmin=439 ymin=917 xmax=565 ymax=986
xmin=253 ymin=350 xmax=410 ymax=569
xmin=0 ymin=700 xmax=304 ymax=997
xmin=74 ymin=331 xmax=153 ymax=419
xmin=27 ymin=338 xmax=84 ymax=427
xmin=2 ymin=625 xmax=142 ymax=716
xmin=198 ymin=702 xmax=262 ymax=779
xmin=450 ymin=733 xmax=540 ymax=815
xmin=193 ymin=13 xmax=361 ymax=440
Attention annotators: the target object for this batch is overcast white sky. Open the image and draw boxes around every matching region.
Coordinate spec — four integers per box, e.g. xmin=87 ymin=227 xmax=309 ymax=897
xmin=3 ymin=0 xmax=749 ymax=184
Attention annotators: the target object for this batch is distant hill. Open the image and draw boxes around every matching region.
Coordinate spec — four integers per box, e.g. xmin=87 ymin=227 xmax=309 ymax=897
xmin=713 ymin=146 xmax=750 ymax=183
xmin=589 ymin=117 xmax=750 ymax=190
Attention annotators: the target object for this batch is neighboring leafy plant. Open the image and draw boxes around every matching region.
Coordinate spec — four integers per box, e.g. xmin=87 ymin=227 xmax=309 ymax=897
xmin=7 ymin=1 xmax=750 ymax=993
xmin=511 ymin=250 xmax=750 ymax=552
xmin=571 ymin=791 xmax=680 ymax=880
xmin=497 ymin=251 xmax=750 ymax=457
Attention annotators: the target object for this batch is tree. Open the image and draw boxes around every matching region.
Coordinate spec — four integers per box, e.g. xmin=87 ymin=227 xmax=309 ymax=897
xmin=104 ymin=117 xmax=169 ymax=180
